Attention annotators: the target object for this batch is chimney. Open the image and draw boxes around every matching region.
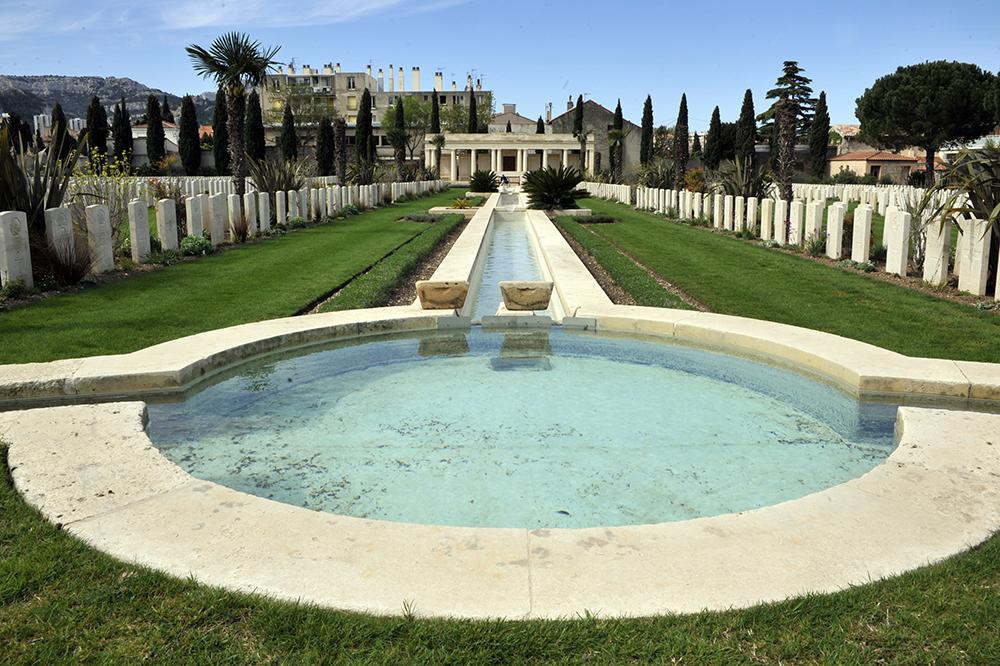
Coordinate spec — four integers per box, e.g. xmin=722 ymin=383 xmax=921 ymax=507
xmin=466 ymin=74 xmax=473 ymax=91
xmin=398 ymin=66 xmax=405 ymax=91
xmin=288 ymin=63 xmax=295 ymax=74
xmin=277 ymin=66 xmax=284 ymax=74
xmin=412 ymin=67 xmax=420 ymax=91
xmin=335 ymin=62 xmax=341 ymax=73
xmin=567 ymin=95 xmax=573 ymax=111
xmin=323 ymin=63 xmax=333 ymax=75
xmin=503 ymin=103 xmax=516 ymax=115
xmin=546 ymin=102 xmax=552 ymax=123
xmin=476 ymin=78 xmax=481 ymax=91
xmin=366 ymin=64 xmax=372 ymax=78
xmin=434 ymin=71 xmax=443 ymax=91
xmin=388 ymin=64 xmax=394 ymax=92
xmin=377 ymin=68 xmax=384 ymax=92
xmin=301 ymin=64 xmax=310 ymax=75
xmin=451 ymin=80 xmax=457 ymax=91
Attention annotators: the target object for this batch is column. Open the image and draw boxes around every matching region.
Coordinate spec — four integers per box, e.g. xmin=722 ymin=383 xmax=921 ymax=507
xmin=516 ymin=149 xmax=523 ymax=173
xmin=450 ymin=149 xmax=458 ymax=181
xmin=470 ymin=149 xmax=478 ymax=174
xmin=542 ymin=149 xmax=549 ymax=170
xmin=562 ymin=149 xmax=569 ymax=168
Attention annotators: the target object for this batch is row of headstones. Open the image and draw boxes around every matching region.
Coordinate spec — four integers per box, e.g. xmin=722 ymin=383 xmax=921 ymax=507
xmin=633 ymin=187 xmax=998 ymax=299
xmin=67 ymin=176 xmax=342 ymax=206
xmin=580 ymin=182 xmax=632 ymax=205
xmin=0 ymin=180 xmax=447 ymax=287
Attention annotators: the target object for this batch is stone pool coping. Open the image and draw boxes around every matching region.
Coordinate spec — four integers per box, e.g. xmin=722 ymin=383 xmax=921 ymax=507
xmin=1 ymin=189 xmax=1000 ymax=618
xmin=2 ymin=402 xmax=998 ymax=619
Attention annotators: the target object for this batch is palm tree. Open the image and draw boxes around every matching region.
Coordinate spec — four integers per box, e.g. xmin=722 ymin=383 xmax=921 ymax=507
xmin=186 ymin=33 xmax=280 ymax=199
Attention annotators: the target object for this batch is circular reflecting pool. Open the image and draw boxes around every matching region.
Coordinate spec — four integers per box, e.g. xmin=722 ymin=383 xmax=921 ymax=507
xmin=147 ymin=328 xmax=897 ymax=528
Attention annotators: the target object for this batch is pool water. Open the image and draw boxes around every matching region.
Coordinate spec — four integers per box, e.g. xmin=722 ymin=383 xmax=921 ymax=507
xmin=147 ymin=329 xmax=898 ymax=528
xmin=470 ymin=211 xmax=547 ymax=320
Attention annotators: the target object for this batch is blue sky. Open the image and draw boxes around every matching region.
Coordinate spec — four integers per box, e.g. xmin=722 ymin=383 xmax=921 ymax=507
xmin=2 ymin=0 xmax=998 ymax=130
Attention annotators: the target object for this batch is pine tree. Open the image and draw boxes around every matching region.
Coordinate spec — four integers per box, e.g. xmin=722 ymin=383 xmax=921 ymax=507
xmin=808 ymin=91 xmax=831 ymax=180
xmin=430 ymin=94 xmax=441 ymax=134
xmin=277 ymin=104 xmax=296 ymax=161
xmin=536 ymin=116 xmax=545 ymax=134
xmin=673 ymin=94 xmax=689 ymax=184
xmin=161 ymin=95 xmax=175 ymax=123
xmin=245 ymin=90 xmax=265 ymax=162
xmin=640 ymin=95 xmax=653 ymax=165
xmin=145 ymin=94 xmax=165 ymax=168
xmin=316 ymin=116 xmax=334 ymax=176
xmin=691 ymin=132 xmax=702 ymax=157
xmin=355 ymin=88 xmax=374 ymax=162
xmin=213 ymin=88 xmax=230 ymax=175
xmin=178 ymin=95 xmax=201 ymax=175
xmin=468 ymin=93 xmax=478 ymax=133
xmin=777 ymin=96 xmax=796 ymax=202
xmin=112 ymin=99 xmax=133 ymax=164
xmin=333 ymin=117 xmax=347 ymax=181
xmin=85 ymin=96 xmax=108 ymax=158
xmin=704 ymin=106 xmax=722 ymax=169
xmin=758 ymin=61 xmax=816 ymax=143
xmin=734 ymin=89 xmax=756 ymax=165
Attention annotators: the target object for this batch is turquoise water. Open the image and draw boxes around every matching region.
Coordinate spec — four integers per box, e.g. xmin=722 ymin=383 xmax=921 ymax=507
xmin=147 ymin=329 xmax=898 ymax=528
xmin=471 ymin=212 xmax=547 ymax=320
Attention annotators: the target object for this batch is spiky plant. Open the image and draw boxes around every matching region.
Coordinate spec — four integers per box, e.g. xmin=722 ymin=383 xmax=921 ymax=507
xmin=522 ymin=165 xmax=586 ymax=210
xmin=712 ymin=157 xmax=774 ymax=200
xmin=637 ymin=159 xmax=675 ymax=189
xmin=247 ymin=157 xmax=308 ymax=193
xmin=469 ymin=169 xmax=499 ymax=192
xmin=186 ymin=32 xmax=280 ymax=198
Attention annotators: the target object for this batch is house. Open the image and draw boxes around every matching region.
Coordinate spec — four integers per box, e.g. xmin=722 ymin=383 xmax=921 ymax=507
xmin=828 ymin=150 xmax=918 ymax=184
xmin=488 ymin=104 xmax=537 ymax=134
xmin=547 ymin=97 xmax=641 ymax=174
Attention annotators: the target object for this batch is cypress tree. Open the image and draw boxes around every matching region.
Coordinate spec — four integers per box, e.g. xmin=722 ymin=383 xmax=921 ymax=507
xmin=245 ymin=90 xmax=265 ymax=162
xmin=392 ymin=99 xmax=406 ymax=173
xmin=355 ymin=88 xmax=374 ymax=162
xmin=808 ymin=91 xmax=831 ymax=180
xmin=145 ymin=94 xmax=165 ymax=168
xmin=178 ymin=95 xmax=201 ymax=175
xmin=213 ymin=88 xmax=229 ymax=175
xmin=610 ymin=100 xmax=624 ymax=181
xmin=673 ymin=94 xmax=689 ymax=184
xmin=34 ymin=129 xmax=44 ymax=153
xmin=333 ymin=117 xmax=347 ymax=180
xmin=704 ymin=106 xmax=722 ymax=169
xmin=50 ymin=103 xmax=73 ymax=159
xmin=640 ymin=95 xmax=653 ymax=165
xmin=506 ymin=120 xmax=512 ymax=133
xmin=467 ymin=93 xmax=478 ymax=133
xmin=85 ymin=96 xmax=108 ymax=158
xmin=691 ymin=132 xmax=702 ymax=157
xmin=316 ymin=116 xmax=334 ymax=176
xmin=280 ymin=103 xmax=298 ymax=161
xmin=573 ymin=95 xmax=584 ymax=137
xmin=430 ymin=94 xmax=441 ymax=134
xmin=536 ymin=116 xmax=545 ymax=134
xmin=734 ymin=89 xmax=756 ymax=165
xmin=161 ymin=95 xmax=175 ymax=123
xmin=112 ymin=99 xmax=133 ymax=164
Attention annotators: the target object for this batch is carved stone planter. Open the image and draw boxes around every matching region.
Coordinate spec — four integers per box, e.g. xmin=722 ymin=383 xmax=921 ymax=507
xmin=416 ymin=280 xmax=469 ymax=310
xmin=499 ymin=281 xmax=553 ymax=311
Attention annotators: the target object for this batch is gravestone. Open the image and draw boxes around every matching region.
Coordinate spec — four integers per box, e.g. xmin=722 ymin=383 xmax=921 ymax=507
xmin=43 ymin=206 xmax=75 ymax=266
xmin=885 ymin=209 xmax=912 ymax=277
xmin=825 ymin=202 xmax=846 ymax=260
xmin=0 ymin=211 xmax=34 ymax=288
xmin=922 ymin=215 xmax=951 ymax=286
xmin=156 ymin=199 xmax=179 ymax=251
xmin=186 ymin=196 xmax=204 ymax=237
xmin=789 ymin=200 xmax=804 ymax=245
xmin=127 ymin=200 xmax=151 ymax=262
xmin=208 ymin=194 xmax=227 ymax=246
xmin=85 ymin=204 xmax=115 ymax=273
xmin=258 ymin=192 xmax=271 ymax=232
xmin=851 ymin=205 xmax=873 ymax=263
xmin=760 ymin=198 xmax=773 ymax=241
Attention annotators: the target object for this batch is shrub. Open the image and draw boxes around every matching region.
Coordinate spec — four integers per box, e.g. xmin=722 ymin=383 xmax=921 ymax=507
xmin=684 ymin=167 xmax=707 ymax=192
xmin=523 ymin=166 xmax=585 ymax=210
xmin=149 ymin=249 xmax=182 ymax=265
xmin=469 ymin=169 xmax=499 ymax=192
xmin=805 ymin=236 xmax=827 ymax=256
xmin=871 ymin=243 xmax=888 ymax=262
xmin=831 ymin=168 xmax=861 ymax=184
xmin=248 ymin=157 xmax=309 ymax=193
xmin=712 ymin=158 xmax=774 ymax=200
xmin=403 ymin=214 xmax=445 ymax=222
xmin=40 ymin=239 xmax=91 ymax=286
xmin=0 ymin=278 xmax=32 ymax=302
xmin=637 ymin=159 xmax=675 ymax=189
xmin=287 ymin=216 xmax=308 ymax=229
xmin=735 ymin=228 xmax=756 ymax=240
xmin=838 ymin=259 xmax=876 ymax=272
xmin=340 ymin=204 xmax=360 ymax=216
xmin=179 ymin=235 xmax=214 ymax=256
xmin=578 ymin=214 xmax=616 ymax=224
xmin=451 ymin=198 xmax=472 ymax=209
xmin=878 ymin=175 xmax=895 ymax=186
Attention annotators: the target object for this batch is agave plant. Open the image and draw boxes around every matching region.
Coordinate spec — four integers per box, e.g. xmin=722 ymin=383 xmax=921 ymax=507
xmin=247 ymin=157 xmax=309 ymax=193
xmin=712 ymin=157 xmax=774 ymax=200
xmin=636 ymin=159 xmax=675 ymax=189
xmin=523 ymin=165 xmax=586 ymax=210
xmin=469 ymin=169 xmax=499 ymax=192
xmin=941 ymin=147 xmax=1000 ymax=284
xmin=346 ymin=159 xmax=378 ymax=186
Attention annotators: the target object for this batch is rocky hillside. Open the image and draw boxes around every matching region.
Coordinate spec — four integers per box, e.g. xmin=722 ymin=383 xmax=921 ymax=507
xmin=0 ymin=75 xmax=215 ymax=123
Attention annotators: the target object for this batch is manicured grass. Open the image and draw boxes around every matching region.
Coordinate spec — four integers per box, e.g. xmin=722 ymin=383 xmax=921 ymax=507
xmin=555 ymin=217 xmax=691 ymax=309
xmin=0 ymin=190 xmax=461 ymax=364
xmin=1 ymin=444 xmax=998 ymax=663
xmin=582 ymin=197 xmax=1000 ymax=362
xmin=318 ymin=214 xmax=464 ymax=312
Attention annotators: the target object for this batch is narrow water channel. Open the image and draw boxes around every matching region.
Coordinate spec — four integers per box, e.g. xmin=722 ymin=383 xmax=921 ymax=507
xmin=470 ymin=210 xmax=547 ymax=320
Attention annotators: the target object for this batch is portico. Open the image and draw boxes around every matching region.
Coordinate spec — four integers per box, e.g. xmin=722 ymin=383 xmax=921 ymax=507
xmin=427 ymin=133 xmax=597 ymax=182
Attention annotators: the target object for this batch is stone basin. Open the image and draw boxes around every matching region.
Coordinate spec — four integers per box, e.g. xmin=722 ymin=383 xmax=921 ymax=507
xmin=416 ymin=280 xmax=469 ymax=310
xmin=499 ymin=280 xmax=553 ymax=311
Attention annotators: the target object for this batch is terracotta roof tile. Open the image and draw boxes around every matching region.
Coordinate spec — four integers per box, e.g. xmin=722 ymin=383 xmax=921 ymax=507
xmin=830 ymin=150 xmax=918 ymax=162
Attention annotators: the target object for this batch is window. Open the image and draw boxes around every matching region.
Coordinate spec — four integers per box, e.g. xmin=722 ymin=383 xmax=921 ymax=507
xmin=869 ymin=165 xmax=881 ymax=178
xmin=348 ymin=115 xmax=357 ymax=124
xmin=440 ymin=95 xmax=446 ymax=105
xmin=347 ymin=76 xmax=356 ymax=90
xmin=347 ymin=96 xmax=358 ymax=111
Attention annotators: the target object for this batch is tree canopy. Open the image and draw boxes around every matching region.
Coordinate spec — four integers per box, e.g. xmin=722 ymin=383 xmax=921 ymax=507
xmin=178 ymin=95 xmax=201 ymax=175
xmin=145 ymin=94 xmax=165 ymax=168
xmin=808 ymin=91 xmax=831 ymax=180
xmin=758 ymin=61 xmax=816 ymax=140
xmin=640 ymin=95 xmax=654 ymax=165
xmin=734 ymin=89 xmax=756 ymax=165
xmin=280 ymin=103 xmax=298 ymax=161
xmin=704 ymin=106 xmax=722 ymax=169
xmin=245 ymin=90 xmax=266 ymax=162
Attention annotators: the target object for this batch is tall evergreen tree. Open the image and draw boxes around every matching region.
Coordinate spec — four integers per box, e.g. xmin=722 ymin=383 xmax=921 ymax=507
xmin=691 ymin=132 xmax=702 ymax=157
xmin=34 ymin=128 xmax=44 ymax=153
xmin=758 ymin=61 xmax=816 ymax=142
xmin=609 ymin=100 xmax=624 ymax=181
xmin=392 ymin=99 xmax=406 ymax=174
xmin=808 ymin=91 xmax=831 ymax=180
xmin=333 ymin=117 xmax=347 ymax=179
xmin=85 ymin=96 xmax=108 ymax=158
xmin=734 ymin=89 xmax=756 ymax=165
xmin=506 ymin=120 xmax=512 ymax=133
xmin=145 ymin=94 xmax=165 ymax=168
xmin=536 ymin=116 xmax=545 ymax=134
xmin=213 ymin=87 xmax=230 ymax=175
xmin=673 ymin=94 xmax=689 ymax=184
xmin=280 ymin=103 xmax=297 ymax=161
xmin=245 ymin=90 xmax=265 ymax=162
xmin=640 ymin=95 xmax=653 ymax=165
xmin=777 ymin=96 xmax=796 ymax=202
xmin=178 ymin=95 xmax=201 ymax=175
xmin=704 ymin=106 xmax=722 ymax=169
xmin=467 ymin=93 xmax=478 ymax=133
xmin=573 ymin=95 xmax=586 ymax=173
xmin=111 ymin=99 xmax=133 ymax=164
xmin=49 ymin=103 xmax=74 ymax=159
xmin=430 ymin=94 xmax=441 ymax=134
xmin=316 ymin=116 xmax=334 ymax=176
xmin=355 ymin=88 xmax=374 ymax=162
xmin=161 ymin=95 xmax=175 ymax=123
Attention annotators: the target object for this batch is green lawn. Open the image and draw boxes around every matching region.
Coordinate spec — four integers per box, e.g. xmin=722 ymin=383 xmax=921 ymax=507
xmin=583 ymin=197 xmax=1000 ymax=362
xmin=0 ymin=190 xmax=460 ymax=364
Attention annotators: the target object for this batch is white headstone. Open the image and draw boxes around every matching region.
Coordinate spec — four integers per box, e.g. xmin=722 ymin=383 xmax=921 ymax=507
xmin=760 ymin=198 xmax=773 ymax=241
xmin=288 ymin=190 xmax=300 ymax=219
xmin=825 ymin=202 xmax=846 ymax=260
xmin=789 ymin=200 xmax=804 ymax=245
xmin=276 ymin=191 xmax=287 ymax=226
xmin=155 ymin=199 xmax=179 ymax=251
xmin=185 ymin=196 xmax=204 ymax=237
xmin=851 ymin=205 xmax=873 ymax=263
xmin=0 ymin=211 xmax=34 ymax=288
xmin=243 ymin=192 xmax=258 ymax=237
xmin=44 ymin=206 xmax=75 ymax=266
xmin=734 ymin=196 xmax=745 ymax=232
xmin=922 ymin=215 xmax=951 ymax=286
xmin=956 ymin=218 xmax=991 ymax=295
xmin=258 ymin=192 xmax=271 ymax=232
xmin=774 ymin=199 xmax=788 ymax=244
xmin=127 ymin=200 xmax=151 ymax=262
xmin=208 ymin=194 xmax=227 ymax=246
xmin=723 ymin=195 xmax=734 ymax=230
xmin=885 ymin=209 xmax=912 ymax=277
xmin=85 ymin=204 xmax=115 ymax=274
